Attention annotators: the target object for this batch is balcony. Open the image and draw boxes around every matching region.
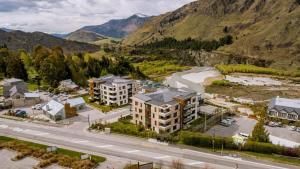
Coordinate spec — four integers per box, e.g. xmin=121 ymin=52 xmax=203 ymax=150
xmin=159 ymin=123 xmax=172 ymax=130
xmin=184 ymin=104 xmax=194 ymax=110
xmin=183 ymin=115 xmax=195 ymax=124
xmin=159 ymin=117 xmax=172 ymax=124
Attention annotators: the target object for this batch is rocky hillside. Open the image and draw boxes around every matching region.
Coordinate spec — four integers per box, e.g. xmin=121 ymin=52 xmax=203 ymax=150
xmin=0 ymin=29 xmax=99 ymax=53
xmin=65 ymin=30 xmax=107 ymax=43
xmin=79 ymin=14 xmax=150 ymax=39
xmin=124 ymin=0 xmax=300 ymax=69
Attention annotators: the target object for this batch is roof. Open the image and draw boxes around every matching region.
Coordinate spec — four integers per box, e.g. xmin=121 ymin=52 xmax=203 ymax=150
xmin=60 ymin=79 xmax=79 ymax=89
xmin=42 ymin=100 xmax=64 ymax=116
xmin=199 ymin=105 xmax=218 ymax=115
xmin=66 ymin=97 xmax=85 ymax=107
xmin=24 ymin=93 xmax=40 ymax=98
xmin=91 ymin=75 xmax=132 ymax=85
xmin=134 ymin=87 xmax=196 ymax=106
xmin=3 ymin=78 xmax=23 ymax=84
xmin=9 ymin=86 xmax=18 ymax=97
xmin=269 ymin=97 xmax=300 ymax=115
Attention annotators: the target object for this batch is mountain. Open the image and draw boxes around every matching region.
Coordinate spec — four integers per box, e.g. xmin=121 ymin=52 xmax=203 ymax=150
xmin=0 ymin=28 xmax=14 ymax=32
xmin=51 ymin=33 xmax=68 ymax=38
xmin=0 ymin=29 xmax=99 ymax=53
xmin=124 ymin=0 xmax=300 ymax=68
xmin=65 ymin=30 xmax=107 ymax=43
xmin=78 ymin=14 xmax=150 ymax=39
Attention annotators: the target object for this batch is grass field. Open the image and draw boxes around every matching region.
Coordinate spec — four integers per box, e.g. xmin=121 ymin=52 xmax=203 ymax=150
xmin=0 ymin=135 xmax=106 ymax=163
xmin=133 ymin=60 xmax=191 ymax=81
xmin=83 ymin=95 xmax=118 ymax=113
xmin=216 ymin=64 xmax=300 ymax=77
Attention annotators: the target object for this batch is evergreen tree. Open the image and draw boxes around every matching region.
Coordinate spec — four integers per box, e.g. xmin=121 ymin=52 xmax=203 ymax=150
xmin=250 ymin=120 xmax=270 ymax=143
xmin=5 ymin=52 xmax=28 ymax=81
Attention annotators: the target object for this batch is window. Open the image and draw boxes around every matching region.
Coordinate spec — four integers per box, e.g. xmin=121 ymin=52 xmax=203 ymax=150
xmin=175 ymin=118 xmax=178 ymax=123
xmin=173 ymin=125 xmax=177 ymax=130
xmin=123 ymin=86 xmax=126 ymax=89
xmin=152 ymin=113 xmax=155 ymax=118
xmin=140 ymin=103 xmax=142 ymax=107
xmin=120 ymin=92 xmax=123 ymax=95
xmin=120 ymin=101 xmax=123 ymax=104
xmin=135 ymin=114 xmax=138 ymax=118
xmin=175 ymin=105 xmax=179 ymax=110
xmin=135 ymin=108 xmax=137 ymax=112
xmin=139 ymin=109 xmax=142 ymax=113
xmin=174 ymin=112 xmax=177 ymax=117
xmin=141 ymin=116 xmax=143 ymax=120
xmin=166 ymin=129 xmax=170 ymax=133
xmin=135 ymin=101 xmax=138 ymax=106
xmin=155 ymin=121 xmax=157 ymax=125
xmin=154 ymin=107 xmax=157 ymax=112
xmin=119 ymin=87 xmax=121 ymax=90
xmin=123 ymin=95 xmax=126 ymax=99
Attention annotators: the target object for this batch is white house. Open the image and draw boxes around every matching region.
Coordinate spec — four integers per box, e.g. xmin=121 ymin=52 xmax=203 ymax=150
xmin=42 ymin=100 xmax=65 ymax=121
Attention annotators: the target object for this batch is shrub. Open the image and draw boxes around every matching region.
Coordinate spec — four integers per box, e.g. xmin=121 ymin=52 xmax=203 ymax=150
xmin=211 ymin=80 xmax=233 ymax=86
xmin=71 ymin=159 xmax=96 ymax=169
xmin=242 ymin=141 xmax=283 ymax=154
xmin=57 ymin=155 xmax=74 ymax=168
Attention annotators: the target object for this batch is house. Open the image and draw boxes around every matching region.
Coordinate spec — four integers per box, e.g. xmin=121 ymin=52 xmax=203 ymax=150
xmin=268 ymin=97 xmax=300 ymax=121
xmin=42 ymin=100 xmax=65 ymax=121
xmin=66 ymin=97 xmax=86 ymax=111
xmin=89 ymin=75 xmax=137 ymax=106
xmin=3 ymin=78 xmax=27 ymax=98
xmin=132 ymin=87 xmax=202 ymax=134
xmin=59 ymin=79 xmax=79 ymax=91
xmin=24 ymin=93 xmax=41 ymax=105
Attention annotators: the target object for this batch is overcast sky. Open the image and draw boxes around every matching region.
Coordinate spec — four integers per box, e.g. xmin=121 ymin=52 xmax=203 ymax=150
xmin=0 ymin=0 xmax=195 ymax=33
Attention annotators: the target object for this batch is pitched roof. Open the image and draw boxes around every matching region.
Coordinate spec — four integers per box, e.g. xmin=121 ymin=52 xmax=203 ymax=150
xmin=42 ymin=100 xmax=64 ymax=116
xmin=66 ymin=97 xmax=85 ymax=107
xmin=269 ymin=97 xmax=300 ymax=115
xmin=24 ymin=93 xmax=40 ymax=98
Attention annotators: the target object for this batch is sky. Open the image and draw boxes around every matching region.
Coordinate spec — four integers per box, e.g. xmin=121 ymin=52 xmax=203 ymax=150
xmin=0 ymin=0 xmax=195 ymax=33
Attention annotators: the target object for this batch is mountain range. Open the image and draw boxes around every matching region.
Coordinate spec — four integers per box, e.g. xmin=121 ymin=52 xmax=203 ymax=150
xmin=76 ymin=14 xmax=150 ymax=39
xmin=0 ymin=29 xmax=99 ymax=53
xmin=124 ymin=0 xmax=300 ymax=69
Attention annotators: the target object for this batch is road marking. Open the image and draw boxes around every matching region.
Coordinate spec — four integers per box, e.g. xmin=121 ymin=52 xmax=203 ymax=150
xmin=34 ymin=132 xmax=49 ymax=136
xmin=0 ymin=124 xmax=8 ymax=128
xmin=154 ymin=155 xmax=170 ymax=159
xmin=12 ymin=127 xmax=23 ymax=132
xmin=71 ymin=139 xmax=89 ymax=143
xmin=188 ymin=162 xmax=203 ymax=165
xmin=125 ymin=150 xmax=140 ymax=153
xmin=96 ymin=145 xmax=114 ymax=148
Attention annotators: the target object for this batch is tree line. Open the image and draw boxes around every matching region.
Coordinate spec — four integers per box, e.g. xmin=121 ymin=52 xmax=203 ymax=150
xmin=140 ymin=35 xmax=233 ymax=52
xmin=0 ymin=45 xmax=146 ymax=88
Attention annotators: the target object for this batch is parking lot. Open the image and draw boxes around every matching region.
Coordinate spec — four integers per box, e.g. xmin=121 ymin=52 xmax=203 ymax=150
xmin=206 ymin=116 xmax=300 ymax=146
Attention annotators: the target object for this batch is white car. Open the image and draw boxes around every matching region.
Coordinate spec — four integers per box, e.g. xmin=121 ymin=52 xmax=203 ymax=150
xmin=239 ymin=133 xmax=249 ymax=139
xmin=289 ymin=126 xmax=296 ymax=131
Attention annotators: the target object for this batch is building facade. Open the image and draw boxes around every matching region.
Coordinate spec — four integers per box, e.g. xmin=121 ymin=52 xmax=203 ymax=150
xmin=132 ymin=87 xmax=202 ymax=134
xmin=268 ymin=97 xmax=300 ymax=121
xmin=89 ymin=75 xmax=137 ymax=106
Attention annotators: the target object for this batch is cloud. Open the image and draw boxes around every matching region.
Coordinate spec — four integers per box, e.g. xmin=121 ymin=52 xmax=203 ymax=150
xmin=0 ymin=0 xmax=195 ymax=33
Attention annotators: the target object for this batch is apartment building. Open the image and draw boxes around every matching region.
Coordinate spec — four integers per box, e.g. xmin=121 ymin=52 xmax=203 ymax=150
xmin=89 ymin=75 xmax=137 ymax=106
xmin=132 ymin=87 xmax=202 ymax=134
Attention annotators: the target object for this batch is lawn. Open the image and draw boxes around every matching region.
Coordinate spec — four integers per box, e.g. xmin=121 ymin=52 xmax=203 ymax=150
xmin=0 ymin=135 xmax=106 ymax=164
xmin=133 ymin=60 xmax=191 ymax=81
xmin=83 ymin=95 xmax=117 ymax=113
xmin=28 ymin=82 xmax=39 ymax=92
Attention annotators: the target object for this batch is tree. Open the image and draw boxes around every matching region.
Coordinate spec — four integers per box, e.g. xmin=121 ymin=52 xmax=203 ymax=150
xmin=250 ymin=120 xmax=270 ymax=143
xmin=5 ymin=51 xmax=28 ymax=81
xmin=0 ymin=47 xmax=9 ymax=74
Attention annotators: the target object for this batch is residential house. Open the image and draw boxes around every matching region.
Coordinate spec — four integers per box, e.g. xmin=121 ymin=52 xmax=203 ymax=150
xmin=42 ymin=100 xmax=65 ymax=121
xmin=59 ymin=79 xmax=80 ymax=91
xmin=42 ymin=97 xmax=86 ymax=121
xmin=3 ymin=78 xmax=27 ymax=98
xmin=268 ymin=97 xmax=300 ymax=121
xmin=132 ymin=87 xmax=202 ymax=134
xmin=24 ymin=93 xmax=41 ymax=105
xmin=89 ymin=75 xmax=137 ymax=106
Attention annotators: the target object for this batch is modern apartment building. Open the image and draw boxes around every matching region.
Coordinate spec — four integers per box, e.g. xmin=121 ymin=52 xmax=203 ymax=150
xmin=89 ymin=75 xmax=137 ymax=106
xmin=132 ymin=87 xmax=202 ymax=134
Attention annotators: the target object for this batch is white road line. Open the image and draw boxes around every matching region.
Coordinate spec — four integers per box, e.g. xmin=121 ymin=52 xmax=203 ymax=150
xmin=188 ymin=162 xmax=203 ymax=165
xmin=96 ymin=145 xmax=114 ymax=148
xmin=0 ymin=124 xmax=8 ymax=128
xmin=125 ymin=150 xmax=140 ymax=153
xmin=154 ymin=155 xmax=170 ymax=159
xmin=12 ymin=127 xmax=23 ymax=132
xmin=34 ymin=132 xmax=49 ymax=136
xmin=71 ymin=140 xmax=89 ymax=143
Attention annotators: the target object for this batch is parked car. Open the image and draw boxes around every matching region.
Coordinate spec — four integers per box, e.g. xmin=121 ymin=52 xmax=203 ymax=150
xmin=16 ymin=110 xmax=27 ymax=118
xmin=296 ymin=127 xmax=300 ymax=133
xmin=289 ymin=126 xmax=296 ymax=131
xmin=239 ymin=133 xmax=249 ymax=139
xmin=220 ymin=119 xmax=232 ymax=127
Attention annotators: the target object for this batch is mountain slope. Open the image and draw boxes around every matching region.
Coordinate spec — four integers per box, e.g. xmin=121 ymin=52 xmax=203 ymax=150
xmin=124 ymin=0 xmax=300 ymax=68
xmin=79 ymin=14 xmax=150 ymax=39
xmin=65 ymin=30 xmax=107 ymax=43
xmin=0 ymin=30 xmax=99 ymax=53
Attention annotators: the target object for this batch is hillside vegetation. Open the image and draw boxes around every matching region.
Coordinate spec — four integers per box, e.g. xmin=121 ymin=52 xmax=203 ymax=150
xmin=124 ymin=0 xmax=300 ymax=69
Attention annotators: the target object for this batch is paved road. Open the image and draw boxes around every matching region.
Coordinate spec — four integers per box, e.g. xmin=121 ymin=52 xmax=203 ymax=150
xmin=0 ymin=119 xmax=297 ymax=169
